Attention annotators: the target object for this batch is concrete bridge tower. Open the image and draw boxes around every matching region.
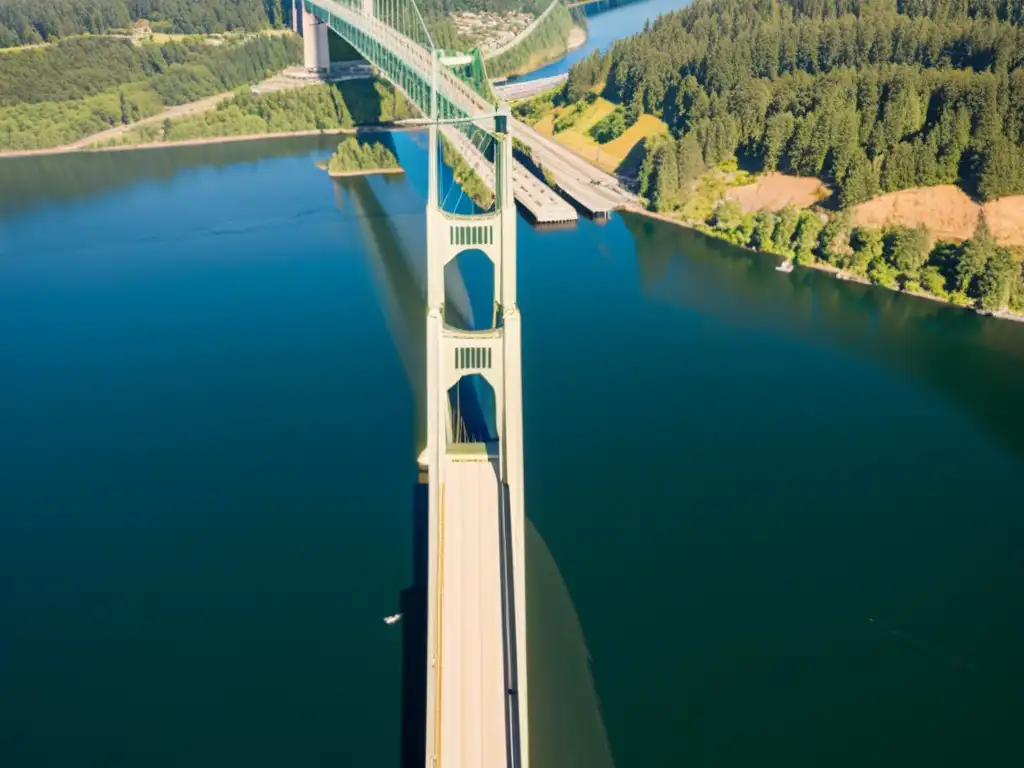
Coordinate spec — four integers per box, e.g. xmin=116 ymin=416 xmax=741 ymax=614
xmin=423 ymin=105 xmax=530 ymax=767
xmin=301 ymin=2 xmax=330 ymax=72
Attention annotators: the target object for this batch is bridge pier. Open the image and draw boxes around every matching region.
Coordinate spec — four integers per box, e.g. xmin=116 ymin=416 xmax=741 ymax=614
xmin=302 ymin=3 xmax=330 ymax=72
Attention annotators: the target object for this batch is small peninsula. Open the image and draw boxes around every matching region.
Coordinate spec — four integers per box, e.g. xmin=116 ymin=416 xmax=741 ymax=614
xmin=320 ymin=137 xmax=403 ymax=178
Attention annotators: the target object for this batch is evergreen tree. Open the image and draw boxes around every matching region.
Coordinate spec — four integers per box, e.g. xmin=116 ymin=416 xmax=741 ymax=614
xmin=761 ymin=112 xmax=796 ymax=172
xmin=956 ymin=214 xmax=996 ymax=294
xmin=850 ymin=226 xmax=884 ymax=276
xmin=977 ymin=247 xmax=1017 ymax=310
xmin=976 ymin=138 xmax=1024 ymax=201
xmin=839 ymin=152 xmax=880 ymax=208
xmin=793 ymin=210 xmax=824 ymax=264
xmin=712 ymin=199 xmax=744 ymax=231
xmin=676 ymin=133 xmax=705 ymax=185
xmin=751 ymin=211 xmax=778 ymax=250
xmin=772 ymin=206 xmax=802 ymax=255
xmin=818 ymin=210 xmax=853 ymax=266
xmin=881 ymin=142 xmax=918 ymax=192
xmin=650 ymin=141 xmax=679 ymax=212
xmin=1009 ymin=264 xmax=1024 ymax=313
xmin=887 ymin=225 xmax=932 ymax=278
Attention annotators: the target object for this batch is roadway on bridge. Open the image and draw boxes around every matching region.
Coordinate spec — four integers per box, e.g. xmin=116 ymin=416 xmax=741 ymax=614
xmin=511 ymin=117 xmax=637 ymax=215
xmin=436 ymin=455 xmax=508 ymax=768
xmin=492 ymin=73 xmax=568 ymax=102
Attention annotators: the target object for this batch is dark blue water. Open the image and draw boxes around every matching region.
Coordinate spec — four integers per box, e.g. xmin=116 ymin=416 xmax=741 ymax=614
xmin=514 ymin=0 xmax=692 ymax=82
xmin=2 ymin=133 xmax=1023 ymax=767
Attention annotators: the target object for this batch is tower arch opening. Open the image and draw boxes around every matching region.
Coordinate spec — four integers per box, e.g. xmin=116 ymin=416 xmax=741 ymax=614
xmin=447 ymin=373 xmax=497 ymax=445
xmin=444 ymin=248 xmax=496 ymax=331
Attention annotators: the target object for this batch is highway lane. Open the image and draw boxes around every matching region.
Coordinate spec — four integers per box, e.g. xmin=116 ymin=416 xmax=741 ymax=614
xmin=436 ymin=457 xmax=509 ymax=768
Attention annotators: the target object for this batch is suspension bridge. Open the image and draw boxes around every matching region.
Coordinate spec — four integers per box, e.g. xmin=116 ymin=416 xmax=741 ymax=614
xmin=291 ymin=0 xmax=591 ymax=765
xmin=296 ymin=0 xmax=632 ymax=221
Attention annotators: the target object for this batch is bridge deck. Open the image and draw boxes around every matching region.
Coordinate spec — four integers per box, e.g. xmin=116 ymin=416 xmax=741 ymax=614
xmin=436 ymin=455 xmax=508 ymax=768
xmin=491 ymin=73 xmax=568 ymax=103
xmin=511 ymin=117 xmax=637 ymax=216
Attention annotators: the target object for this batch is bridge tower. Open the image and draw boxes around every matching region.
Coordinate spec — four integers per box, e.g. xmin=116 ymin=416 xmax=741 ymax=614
xmin=423 ymin=101 xmax=530 ymax=766
xmin=300 ymin=1 xmax=330 ymax=72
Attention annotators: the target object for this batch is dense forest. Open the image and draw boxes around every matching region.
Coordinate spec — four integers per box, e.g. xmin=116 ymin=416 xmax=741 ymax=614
xmin=539 ymin=0 xmax=1024 ymax=313
xmin=324 ymin=136 xmax=400 ymax=174
xmin=0 ymin=0 xmax=285 ymax=47
xmin=0 ymin=35 xmax=296 ymax=106
xmin=563 ymin=0 xmax=1024 ymax=205
xmin=0 ymin=34 xmax=299 ymax=149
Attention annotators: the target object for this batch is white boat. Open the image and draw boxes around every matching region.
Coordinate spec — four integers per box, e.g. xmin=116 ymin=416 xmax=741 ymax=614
xmin=776 ymin=260 xmax=794 ymax=273
xmin=383 ymin=613 xmax=403 ymax=625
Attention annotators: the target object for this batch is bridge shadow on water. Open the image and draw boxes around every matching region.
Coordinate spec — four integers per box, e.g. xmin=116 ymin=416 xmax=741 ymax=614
xmin=336 ymin=171 xmax=615 ymax=768
xmin=396 ymin=465 xmax=616 ymax=768
xmin=399 ymin=478 xmax=428 ymax=768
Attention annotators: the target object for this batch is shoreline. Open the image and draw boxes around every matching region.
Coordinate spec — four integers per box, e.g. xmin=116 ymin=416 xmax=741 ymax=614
xmin=0 ymin=123 xmax=422 ymax=159
xmin=326 ymin=167 xmax=404 ymax=178
xmin=567 ymin=25 xmax=587 ymax=51
xmin=623 ymin=205 xmax=1024 ymax=324
xmin=494 ymin=24 xmax=588 ymax=80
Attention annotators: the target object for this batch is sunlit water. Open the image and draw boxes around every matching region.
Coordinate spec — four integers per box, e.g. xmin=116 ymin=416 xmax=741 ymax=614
xmin=511 ymin=0 xmax=693 ymax=83
xmin=2 ymin=134 xmax=1023 ymax=767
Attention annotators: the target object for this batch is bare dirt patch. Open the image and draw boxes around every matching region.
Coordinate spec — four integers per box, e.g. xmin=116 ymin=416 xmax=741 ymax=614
xmin=850 ymin=185 xmax=1024 ymax=247
xmin=981 ymin=196 xmax=1024 ymax=247
xmin=851 ymin=185 xmax=978 ymax=242
xmin=725 ymin=173 xmax=830 ymax=212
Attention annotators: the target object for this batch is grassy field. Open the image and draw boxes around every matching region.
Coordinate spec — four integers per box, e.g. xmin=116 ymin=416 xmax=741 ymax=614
xmin=533 ymin=97 xmax=667 ymax=173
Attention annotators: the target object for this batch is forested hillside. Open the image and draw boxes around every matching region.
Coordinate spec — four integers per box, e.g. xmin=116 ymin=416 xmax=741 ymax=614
xmin=0 ymin=35 xmax=299 ymax=149
xmin=0 ymin=0 xmax=284 ymax=47
xmin=565 ymin=0 xmax=1024 ymax=205
xmin=106 ymin=78 xmax=413 ymax=144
